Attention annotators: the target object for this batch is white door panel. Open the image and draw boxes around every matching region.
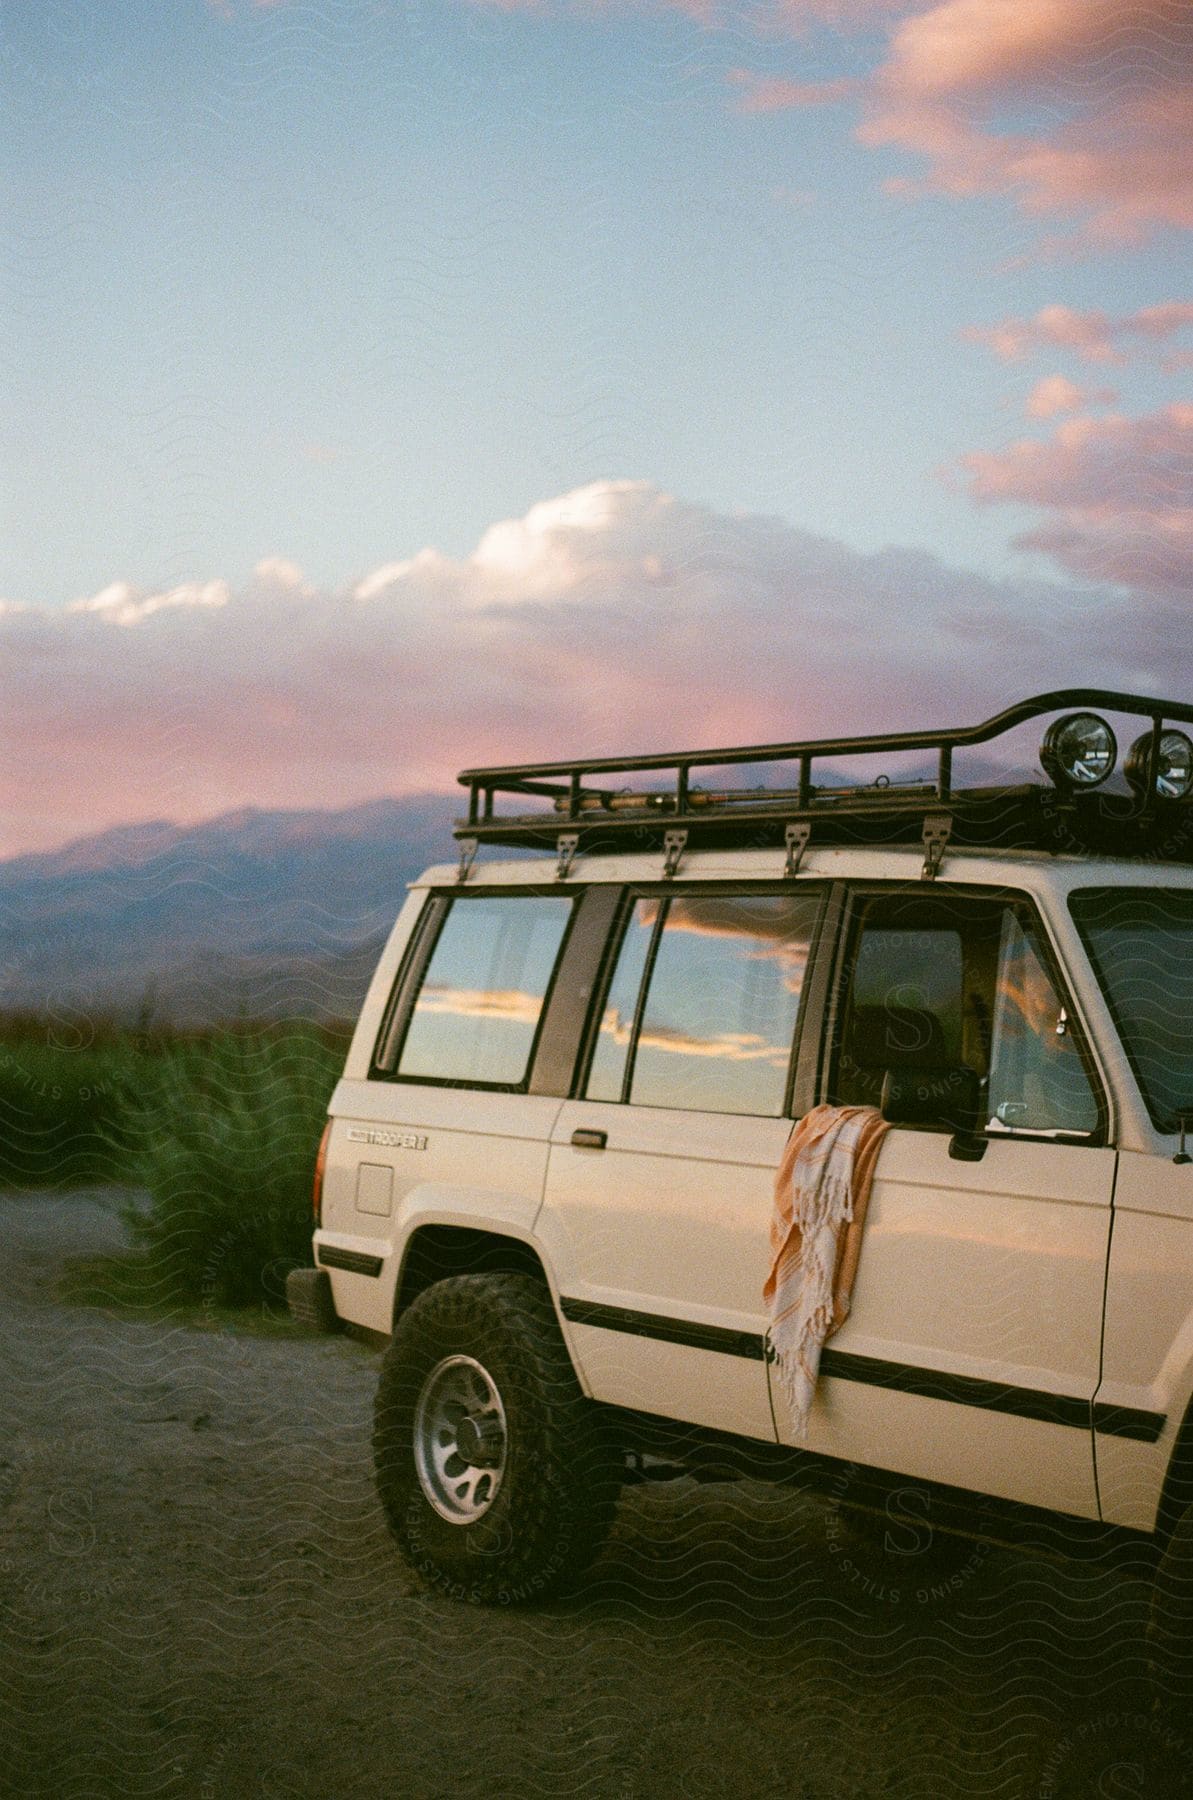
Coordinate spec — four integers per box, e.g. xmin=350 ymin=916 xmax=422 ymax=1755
xmin=540 ymin=1100 xmax=789 ymax=1439
xmin=773 ymin=1130 xmax=1114 ymax=1517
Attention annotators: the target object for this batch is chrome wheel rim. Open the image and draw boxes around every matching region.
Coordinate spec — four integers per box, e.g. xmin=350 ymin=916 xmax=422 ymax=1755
xmin=413 ymin=1354 xmax=508 ymax=1524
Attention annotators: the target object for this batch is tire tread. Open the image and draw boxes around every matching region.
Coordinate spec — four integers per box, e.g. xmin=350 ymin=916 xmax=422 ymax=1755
xmin=373 ymin=1273 xmax=617 ymax=1603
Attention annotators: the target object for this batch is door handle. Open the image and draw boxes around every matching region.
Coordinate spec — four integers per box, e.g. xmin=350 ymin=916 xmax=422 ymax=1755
xmin=571 ymin=1128 xmax=607 ymax=1150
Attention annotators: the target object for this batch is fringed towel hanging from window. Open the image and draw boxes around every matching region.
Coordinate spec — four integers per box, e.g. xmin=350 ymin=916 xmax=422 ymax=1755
xmin=764 ymin=1104 xmax=891 ymax=1439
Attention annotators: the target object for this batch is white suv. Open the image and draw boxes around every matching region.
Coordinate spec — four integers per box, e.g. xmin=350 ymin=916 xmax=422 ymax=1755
xmin=288 ymin=690 xmax=1193 ymax=1677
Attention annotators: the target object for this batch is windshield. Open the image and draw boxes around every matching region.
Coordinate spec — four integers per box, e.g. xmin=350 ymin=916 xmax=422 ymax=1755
xmin=1070 ymin=887 xmax=1193 ymax=1132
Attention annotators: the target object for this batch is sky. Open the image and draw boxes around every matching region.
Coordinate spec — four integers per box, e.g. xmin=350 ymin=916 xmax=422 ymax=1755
xmin=2 ymin=0 xmax=1192 ymax=854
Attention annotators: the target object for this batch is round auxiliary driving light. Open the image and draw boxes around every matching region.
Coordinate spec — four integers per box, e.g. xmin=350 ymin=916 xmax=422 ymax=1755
xmin=1040 ymin=712 xmax=1117 ymax=790
xmin=1126 ymin=728 xmax=1193 ymax=801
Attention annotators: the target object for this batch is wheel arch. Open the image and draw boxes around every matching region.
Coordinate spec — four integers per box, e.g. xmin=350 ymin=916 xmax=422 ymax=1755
xmin=392 ymin=1224 xmax=556 ymax=1334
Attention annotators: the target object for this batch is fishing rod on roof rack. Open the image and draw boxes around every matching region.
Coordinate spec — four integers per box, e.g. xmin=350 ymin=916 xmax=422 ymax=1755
xmin=547 ymin=777 xmax=942 ymax=814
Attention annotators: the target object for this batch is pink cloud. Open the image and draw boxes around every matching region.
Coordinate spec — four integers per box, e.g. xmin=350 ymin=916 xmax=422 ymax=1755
xmin=461 ymin=0 xmax=901 ymax=16
xmin=875 ymin=0 xmax=1180 ymax=95
xmin=1025 ymin=375 xmax=1118 ymax=420
xmin=862 ymin=0 xmax=1193 ymax=244
xmin=204 ymin=0 xmax=1193 ymax=256
xmin=967 ymin=301 xmax=1193 ymax=365
xmin=0 ymin=480 xmax=1158 ymax=858
xmin=1134 ymin=302 xmax=1193 ymax=342
xmin=216 ymin=0 xmax=898 ymax=18
xmin=769 ymin=0 xmax=907 ymax=18
xmin=967 ymin=307 xmax=1123 ymax=365
xmin=728 ymin=70 xmax=857 ymax=113
xmin=962 ymin=404 xmax=1193 ymax=595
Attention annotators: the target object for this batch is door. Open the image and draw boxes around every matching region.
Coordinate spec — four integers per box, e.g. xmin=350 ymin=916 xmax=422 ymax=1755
xmin=769 ymin=884 xmax=1114 ymax=1519
xmin=537 ymin=884 xmax=827 ymax=1441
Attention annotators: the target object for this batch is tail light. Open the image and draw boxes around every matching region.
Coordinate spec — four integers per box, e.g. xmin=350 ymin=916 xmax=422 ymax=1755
xmin=312 ymin=1121 xmax=331 ymax=1226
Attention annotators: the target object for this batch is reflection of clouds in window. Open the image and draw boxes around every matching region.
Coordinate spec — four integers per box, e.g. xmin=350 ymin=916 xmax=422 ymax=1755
xmin=594 ymin=1011 xmax=789 ymax=1066
xmin=779 ymin=949 xmax=809 ymax=995
xmin=628 ymin=892 xmax=819 ymax=1115
xmin=665 ymin=896 xmax=796 ymax=937
xmin=397 ymin=893 xmax=571 ymax=1084
xmin=993 ymin=918 xmax=1060 ymax=1040
xmin=414 ymin=985 xmax=544 ymax=1025
xmin=986 ymin=910 xmax=1097 ymax=1136
xmin=596 ymin=1003 xmax=633 ymax=1050
xmin=635 ymin=1024 xmax=788 ymax=1067
xmin=993 ymin=970 xmax=1052 ymax=1038
xmin=994 ymin=937 xmax=1061 ymax=1041
xmin=664 ymin=898 xmax=811 ymax=972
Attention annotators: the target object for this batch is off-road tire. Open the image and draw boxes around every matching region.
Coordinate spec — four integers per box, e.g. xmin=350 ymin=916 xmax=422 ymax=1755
xmin=1149 ymin=1503 xmax=1193 ymax=1707
xmin=373 ymin=1273 xmax=619 ymax=1603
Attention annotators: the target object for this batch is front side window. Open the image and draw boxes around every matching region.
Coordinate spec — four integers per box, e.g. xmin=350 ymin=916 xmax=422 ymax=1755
xmin=1070 ymin=886 xmax=1193 ymax=1131
xmin=586 ymin=890 xmax=822 ymax=1117
xmin=985 ymin=908 xmax=1098 ymax=1134
xmin=832 ymin=891 xmax=1100 ymax=1139
xmin=393 ymin=893 xmax=573 ymax=1087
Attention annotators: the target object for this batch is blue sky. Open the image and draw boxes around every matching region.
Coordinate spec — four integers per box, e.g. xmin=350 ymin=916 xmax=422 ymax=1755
xmin=3 ymin=0 xmax=1192 ymax=851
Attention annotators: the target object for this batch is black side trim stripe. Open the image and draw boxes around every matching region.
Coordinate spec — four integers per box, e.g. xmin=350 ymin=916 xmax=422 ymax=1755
xmin=318 ymin=1247 xmax=384 ymax=1278
xmin=558 ymin=1297 xmax=1166 ymax=1443
xmin=816 ymin=1346 xmax=1092 ymax=1431
xmin=1091 ymin=1403 xmax=1166 ymax=1445
xmin=561 ymin=1297 xmax=766 ymax=1362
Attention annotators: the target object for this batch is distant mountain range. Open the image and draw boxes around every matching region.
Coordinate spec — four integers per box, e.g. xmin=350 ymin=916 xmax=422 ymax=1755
xmin=0 ymin=795 xmax=462 ymax=1027
xmin=0 ymin=752 xmax=1047 ymax=1029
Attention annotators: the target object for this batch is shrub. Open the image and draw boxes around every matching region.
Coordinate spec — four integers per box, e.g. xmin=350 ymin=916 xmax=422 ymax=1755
xmin=123 ymin=1025 xmax=341 ymax=1305
xmin=0 ymin=1025 xmax=140 ymax=1187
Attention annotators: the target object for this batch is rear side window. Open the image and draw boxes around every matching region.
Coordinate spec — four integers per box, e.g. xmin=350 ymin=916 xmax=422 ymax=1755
xmin=389 ymin=893 xmax=574 ymax=1088
xmin=586 ymin=889 xmax=822 ymax=1117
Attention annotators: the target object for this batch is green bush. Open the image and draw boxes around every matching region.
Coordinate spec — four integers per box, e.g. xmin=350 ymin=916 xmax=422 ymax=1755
xmin=0 ymin=1024 xmax=140 ymax=1187
xmin=123 ymin=1026 xmax=341 ymax=1305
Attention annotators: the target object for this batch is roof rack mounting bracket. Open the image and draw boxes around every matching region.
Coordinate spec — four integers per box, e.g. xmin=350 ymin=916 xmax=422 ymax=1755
xmin=662 ymin=828 xmax=688 ymax=880
xmin=784 ymin=822 xmax=811 ymax=878
xmin=921 ymin=813 xmax=952 ymax=882
xmin=555 ymin=832 xmax=580 ymax=881
xmin=456 ymin=836 xmax=479 ymax=884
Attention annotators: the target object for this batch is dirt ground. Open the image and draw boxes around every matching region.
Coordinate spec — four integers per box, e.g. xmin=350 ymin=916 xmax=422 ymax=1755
xmin=1 ymin=1189 xmax=1189 ymax=1800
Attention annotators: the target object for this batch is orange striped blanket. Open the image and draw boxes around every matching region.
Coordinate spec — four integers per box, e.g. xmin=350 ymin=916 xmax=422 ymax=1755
xmin=763 ymin=1103 xmax=890 ymax=1439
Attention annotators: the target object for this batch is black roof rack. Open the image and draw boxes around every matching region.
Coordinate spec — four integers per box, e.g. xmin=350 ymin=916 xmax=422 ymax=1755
xmin=455 ymin=689 xmax=1193 ymax=864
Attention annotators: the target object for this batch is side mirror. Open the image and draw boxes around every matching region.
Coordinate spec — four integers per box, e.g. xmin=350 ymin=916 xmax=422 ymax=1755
xmin=881 ymin=1064 xmax=981 ymax=1134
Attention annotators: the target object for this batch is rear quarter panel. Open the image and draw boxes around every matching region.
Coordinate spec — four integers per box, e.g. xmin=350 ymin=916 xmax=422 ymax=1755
xmin=317 ymin=1082 xmax=563 ymax=1331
